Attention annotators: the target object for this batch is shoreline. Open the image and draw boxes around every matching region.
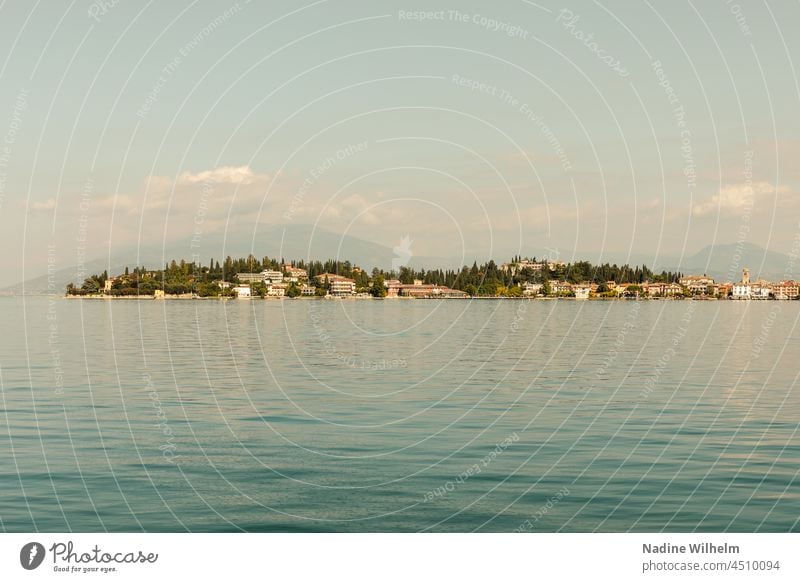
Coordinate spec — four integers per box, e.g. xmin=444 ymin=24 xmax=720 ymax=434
xmin=17 ymin=294 xmax=795 ymax=301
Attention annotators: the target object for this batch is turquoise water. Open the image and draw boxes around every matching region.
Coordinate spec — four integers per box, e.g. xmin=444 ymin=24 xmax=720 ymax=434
xmin=1 ymin=297 xmax=799 ymax=532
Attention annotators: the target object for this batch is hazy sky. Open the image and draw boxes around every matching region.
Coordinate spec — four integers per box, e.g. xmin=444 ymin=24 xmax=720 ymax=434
xmin=1 ymin=0 xmax=799 ymax=286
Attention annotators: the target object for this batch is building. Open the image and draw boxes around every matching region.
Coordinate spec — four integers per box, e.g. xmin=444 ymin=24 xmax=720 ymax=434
xmin=300 ymin=284 xmax=316 ymax=296
xmin=647 ymin=282 xmax=683 ymax=297
xmin=522 ymin=282 xmax=542 ymax=296
xmin=283 ymin=266 xmax=307 ymax=282
xmin=773 ymin=281 xmax=799 ymax=300
xmin=315 ymin=273 xmax=350 ymax=284
xmin=500 ymin=259 xmax=566 ymax=275
xmin=679 ymin=275 xmax=715 ymax=295
xmin=329 ymin=278 xmax=356 ymax=296
xmin=383 ymin=279 xmax=402 ymax=297
xmin=261 ymin=270 xmax=284 ymax=284
xmin=732 ymin=282 xmax=750 ymax=299
xmin=237 ymin=272 xmax=263 ymax=283
xmin=437 ymin=288 xmax=469 ymax=298
xmin=573 ymin=285 xmax=591 ymax=299
xmin=216 ymin=281 xmax=231 ymax=289
xmin=732 ymin=268 xmax=770 ymax=299
xmin=233 ymin=285 xmax=251 ymax=297
xmin=398 ymin=284 xmax=463 ymax=298
xmin=548 ymin=280 xmax=573 ymax=295
xmin=266 ymin=283 xmax=286 ymax=297
xmin=716 ymin=283 xmax=732 ymax=298
xmin=751 ymin=281 xmax=771 ymax=299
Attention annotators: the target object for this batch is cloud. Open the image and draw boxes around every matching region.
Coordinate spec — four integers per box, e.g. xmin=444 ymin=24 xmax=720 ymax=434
xmin=176 ymin=165 xmax=258 ymax=185
xmin=20 ymin=197 xmax=57 ymax=212
xmin=692 ymin=182 xmax=790 ymax=218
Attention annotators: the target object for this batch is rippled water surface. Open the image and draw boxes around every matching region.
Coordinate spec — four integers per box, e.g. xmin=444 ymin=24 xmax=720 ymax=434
xmin=1 ymin=297 xmax=799 ymax=531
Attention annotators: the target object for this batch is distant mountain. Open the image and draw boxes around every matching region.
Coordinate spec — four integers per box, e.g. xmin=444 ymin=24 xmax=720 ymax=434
xmin=165 ymin=224 xmax=463 ymax=271
xmin=0 ymin=225 xmax=463 ymax=295
xmin=669 ymin=242 xmax=793 ymax=281
xmin=0 ymin=258 xmax=123 ymax=296
xmin=4 ymin=234 xmax=793 ymax=295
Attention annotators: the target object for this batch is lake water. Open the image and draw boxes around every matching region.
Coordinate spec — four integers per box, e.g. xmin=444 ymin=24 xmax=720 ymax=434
xmin=1 ymin=297 xmax=799 ymax=532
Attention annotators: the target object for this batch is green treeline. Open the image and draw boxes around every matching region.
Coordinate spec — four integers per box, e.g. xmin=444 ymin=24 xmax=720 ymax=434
xmin=66 ymin=255 xmax=681 ymax=297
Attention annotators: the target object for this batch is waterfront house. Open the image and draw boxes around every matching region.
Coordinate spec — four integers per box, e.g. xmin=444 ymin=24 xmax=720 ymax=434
xmin=300 ymin=284 xmax=316 ymax=296
xmin=732 ymin=268 xmax=752 ymax=299
xmin=646 ymin=282 xmax=683 ymax=297
xmin=329 ymin=278 xmax=356 ymax=296
xmin=384 ymin=279 xmax=402 ymax=297
xmin=522 ymin=282 xmax=542 ymax=296
xmin=549 ymin=280 xmax=573 ymax=295
xmin=233 ymin=285 xmax=251 ymax=297
xmin=399 ymin=284 xmax=464 ymax=298
xmin=772 ymin=281 xmax=799 ymax=300
xmin=679 ymin=275 xmax=715 ymax=295
xmin=383 ymin=279 xmax=402 ymax=297
xmin=438 ymin=288 xmax=469 ymax=298
xmin=573 ymin=285 xmax=591 ymax=299
xmin=751 ymin=281 xmax=771 ymax=299
xmin=732 ymin=283 xmax=750 ymax=299
xmin=717 ymin=282 xmax=733 ymax=298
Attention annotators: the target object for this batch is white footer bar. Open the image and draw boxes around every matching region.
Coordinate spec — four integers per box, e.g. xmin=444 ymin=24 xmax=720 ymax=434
xmin=1 ymin=533 xmax=796 ymax=581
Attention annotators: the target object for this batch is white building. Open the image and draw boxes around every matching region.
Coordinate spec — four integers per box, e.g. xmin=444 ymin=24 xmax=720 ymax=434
xmin=573 ymin=285 xmax=591 ymax=299
xmin=233 ymin=285 xmax=251 ymax=297
xmin=236 ymin=272 xmax=263 ymax=283
xmin=732 ymin=283 xmax=750 ymax=299
xmin=522 ymin=282 xmax=543 ymax=296
xmin=330 ymin=278 xmax=356 ymax=296
xmin=731 ymin=268 xmax=770 ymax=299
xmin=266 ymin=284 xmax=286 ymax=297
xmin=261 ymin=270 xmax=284 ymax=284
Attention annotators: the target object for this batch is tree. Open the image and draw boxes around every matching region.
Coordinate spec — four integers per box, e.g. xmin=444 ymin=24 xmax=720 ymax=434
xmin=370 ymin=275 xmax=387 ymax=297
xmin=542 ymin=280 xmax=552 ymax=296
xmin=251 ymin=282 xmax=267 ymax=298
xmin=286 ymin=283 xmax=301 ymax=298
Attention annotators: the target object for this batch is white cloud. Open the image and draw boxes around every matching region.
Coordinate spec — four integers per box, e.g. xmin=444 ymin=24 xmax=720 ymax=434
xmin=692 ymin=181 xmax=790 ymax=217
xmin=19 ymin=197 xmax=57 ymax=212
xmin=177 ymin=165 xmax=258 ymax=185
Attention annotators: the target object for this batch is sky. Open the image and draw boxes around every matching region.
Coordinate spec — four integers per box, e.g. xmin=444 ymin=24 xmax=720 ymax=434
xmin=1 ymin=0 xmax=799 ymax=286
